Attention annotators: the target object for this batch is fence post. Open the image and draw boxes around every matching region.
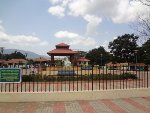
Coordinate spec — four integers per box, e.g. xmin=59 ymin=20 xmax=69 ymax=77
xmin=92 ymin=65 xmax=93 ymax=91
xmin=147 ymin=65 xmax=149 ymax=88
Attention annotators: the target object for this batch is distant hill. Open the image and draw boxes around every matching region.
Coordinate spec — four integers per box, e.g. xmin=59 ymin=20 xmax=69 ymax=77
xmin=3 ymin=49 xmax=42 ymax=59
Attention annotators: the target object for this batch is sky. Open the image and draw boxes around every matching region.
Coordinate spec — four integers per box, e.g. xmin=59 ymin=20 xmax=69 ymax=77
xmin=0 ymin=0 xmax=149 ymax=56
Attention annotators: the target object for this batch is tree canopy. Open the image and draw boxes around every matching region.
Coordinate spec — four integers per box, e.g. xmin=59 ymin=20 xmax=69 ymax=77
xmin=86 ymin=46 xmax=110 ymax=65
xmin=133 ymin=0 xmax=150 ymax=42
xmin=141 ymin=39 xmax=150 ymax=64
xmin=108 ymin=34 xmax=139 ymax=63
xmin=1 ymin=51 xmax=26 ymax=60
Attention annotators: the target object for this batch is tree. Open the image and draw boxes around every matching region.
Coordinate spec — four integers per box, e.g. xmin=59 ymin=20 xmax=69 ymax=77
xmin=137 ymin=0 xmax=150 ymax=6
xmin=77 ymin=51 xmax=87 ymax=57
xmin=0 ymin=47 xmax=4 ymax=59
xmin=3 ymin=51 xmax=26 ymax=60
xmin=133 ymin=0 xmax=150 ymax=43
xmin=141 ymin=39 xmax=150 ymax=64
xmin=86 ymin=46 xmax=110 ymax=65
xmin=135 ymin=15 xmax=150 ymax=42
xmin=108 ymin=34 xmax=139 ymax=63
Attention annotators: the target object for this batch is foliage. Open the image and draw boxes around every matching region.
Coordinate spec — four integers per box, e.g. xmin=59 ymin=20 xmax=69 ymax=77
xmin=2 ymin=51 xmax=26 ymax=60
xmin=77 ymin=51 xmax=87 ymax=57
xmin=141 ymin=39 xmax=150 ymax=64
xmin=108 ymin=34 xmax=139 ymax=63
xmin=21 ymin=73 xmax=137 ymax=82
xmin=22 ymin=74 xmax=43 ymax=82
xmin=133 ymin=0 xmax=150 ymax=42
xmin=86 ymin=46 xmax=110 ymax=65
xmin=136 ymin=0 xmax=150 ymax=6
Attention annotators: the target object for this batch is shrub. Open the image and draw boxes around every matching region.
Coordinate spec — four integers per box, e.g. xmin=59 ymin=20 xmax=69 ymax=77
xmin=120 ymin=73 xmax=137 ymax=79
xmin=22 ymin=75 xmax=33 ymax=82
xmin=21 ymin=72 xmax=137 ymax=82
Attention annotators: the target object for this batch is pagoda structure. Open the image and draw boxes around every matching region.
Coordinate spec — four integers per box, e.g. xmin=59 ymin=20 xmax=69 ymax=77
xmin=47 ymin=43 xmax=78 ymax=66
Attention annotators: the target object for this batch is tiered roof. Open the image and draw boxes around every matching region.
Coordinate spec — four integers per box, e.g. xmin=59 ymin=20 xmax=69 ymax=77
xmin=47 ymin=43 xmax=78 ymax=55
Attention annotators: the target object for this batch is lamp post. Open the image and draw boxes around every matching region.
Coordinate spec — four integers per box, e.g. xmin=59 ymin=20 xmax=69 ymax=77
xmin=25 ymin=52 xmax=28 ymax=75
xmin=100 ymin=53 xmax=103 ymax=68
xmin=134 ymin=50 xmax=138 ymax=70
xmin=100 ymin=53 xmax=103 ymax=67
xmin=134 ymin=50 xmax=138 ymax=64
xmin=110 ymin=53 xmax=114 ymax=63
xmin=0 ymin=47 xmax=4 ymax=60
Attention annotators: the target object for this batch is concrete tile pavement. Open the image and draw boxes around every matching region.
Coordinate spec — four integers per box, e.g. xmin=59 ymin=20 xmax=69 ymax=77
xmin=0 ymin=97 xmax=149 ymax=113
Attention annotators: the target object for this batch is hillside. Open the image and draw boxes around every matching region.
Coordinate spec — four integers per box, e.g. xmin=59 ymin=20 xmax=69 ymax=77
xmin=3 ymin=49 xmax=42 ymax=59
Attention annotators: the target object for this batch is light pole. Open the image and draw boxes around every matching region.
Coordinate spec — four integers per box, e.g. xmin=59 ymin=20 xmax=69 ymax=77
xmin=0 ymin=47 xmax=4 ymax=60
xmin=134 ymin=50 xmax=138 ymax=64
xmin=100 ymin=53 xmax=103 ymax=67
xmin=134 ymin=50 xmax=138 ymax=70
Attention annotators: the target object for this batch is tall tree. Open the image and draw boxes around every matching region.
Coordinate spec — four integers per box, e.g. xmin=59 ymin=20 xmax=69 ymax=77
xmin=137 ymin=0 xmax=150 ymax=6
xmin=108 ymin=34 xmax=139 ymax=63
xmin=4 ymin=51 xmax=26 ymax=60
xmin=86 ymin=46 xmax=110 ymax=65
xmin=133 ymin=0 xmax=150 ymax=43
xmin=141 ymin=39 xmax=150 ymax=64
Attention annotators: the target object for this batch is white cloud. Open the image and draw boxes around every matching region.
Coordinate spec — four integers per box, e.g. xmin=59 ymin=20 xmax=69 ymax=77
xmin=49 ymin=0 xmax=61 ymax=5
xmin=68 ymin=0 xmax=89 ymax=16
xmin=48 ymin=5 xmax=65 ymax=17
xmin=54 ymin=31 xmax=96 ymax=46
xmin=0 ymin=31 xmax=48 ymax=46
xmin=48 ymin=0 xmax=149 ymax=34
xmin=55 ymin=30 xmax=78 ymax=38
xmin=113 ymin=37 xmax=117 ymax=40
xmin=0 ymin=24 xmax=49 ymax=55
xmin=84 ymin=14 xmax=102 ymax=35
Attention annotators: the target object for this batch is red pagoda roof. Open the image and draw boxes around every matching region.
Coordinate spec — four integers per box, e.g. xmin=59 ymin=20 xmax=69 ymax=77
xmin=56 ymin=43 xmax=69 ymax=47
xmin=47 ymin=43 xmax=78 ymax=55
xmin=47 ymin=49 xmax=78 ymax=55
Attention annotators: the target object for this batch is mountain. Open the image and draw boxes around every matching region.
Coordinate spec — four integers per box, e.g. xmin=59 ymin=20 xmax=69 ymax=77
xmin=3 ymin=49 xmax=42 ymax=59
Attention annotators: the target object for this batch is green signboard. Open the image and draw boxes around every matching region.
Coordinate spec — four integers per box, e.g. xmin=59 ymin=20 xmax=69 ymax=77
xmin=0 ymin=68 xmax=21 ymax=83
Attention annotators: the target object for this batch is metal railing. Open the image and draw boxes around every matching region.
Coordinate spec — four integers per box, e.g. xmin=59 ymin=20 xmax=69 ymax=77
xmin=0 ymin=65 xmax=149 ymax=92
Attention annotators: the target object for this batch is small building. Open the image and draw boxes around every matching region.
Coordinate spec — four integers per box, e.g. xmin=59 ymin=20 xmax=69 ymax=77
xmin=47 ymin=43 xmax=78 ymax=66
xmin=0 ymin=60 xmax=6 ymax=67
xmin=106 ymin=62 xmax=128 ymax=70
xmin=129 ymin=63 xmax=145 ymax=71
xmin=5 ymin=59 xmax=27 ymax=68
xmin=32 ymin=57 xmax=50 ymax=67
xmin=77 ymin=57 xmax=90 ymax=66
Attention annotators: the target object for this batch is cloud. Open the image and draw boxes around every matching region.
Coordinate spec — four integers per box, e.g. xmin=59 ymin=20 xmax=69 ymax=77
xmin=0 ymin=24 xmax=49 ymax=55
xmin=48 ymin=0 xmax=149 ymax=34
xmin=0 ymin=31 xmax=48 ymax=46
xmin=113 ymin=37 xmax=117 ymax=40
xmin=48 ymin=5 xmax=65 ymax=17
xmin=49 ymin=0 xmax=62 ymax=5
xmin=84 ymin=14 xmax=102 ymax=35
xmin=54 ymin=31 xmax=96 ymax=46
xmin=68 ymin=0 xmax=89 ymax=16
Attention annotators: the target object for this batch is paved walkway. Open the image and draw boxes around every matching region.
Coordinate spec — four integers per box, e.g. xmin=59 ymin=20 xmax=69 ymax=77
xmin=0 ymin=97 xmax=149 ymax=113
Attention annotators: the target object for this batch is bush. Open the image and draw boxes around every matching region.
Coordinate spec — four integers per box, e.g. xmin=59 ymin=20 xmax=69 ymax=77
xmin=21 ymin=72 xmax=137 ymax=82
xmin=22 ymin=75 xmax=33 ymax=82
xmin=120 ymin=73 xmax=137 ymax=79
